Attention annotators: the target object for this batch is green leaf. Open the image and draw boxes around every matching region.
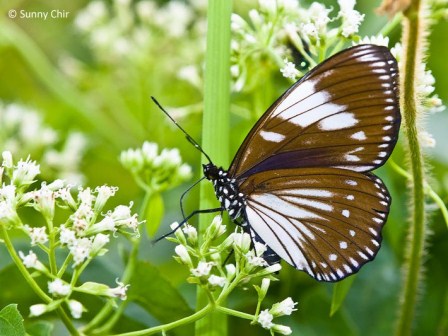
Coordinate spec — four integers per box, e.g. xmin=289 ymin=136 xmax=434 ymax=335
xmin=128 ymin=261 xmax=193 ymax=336
xmin=26 ymin=321 xmax=54 ymax=336
xmin=330 ymin=275 xmax=357 ymax=316
xmin=0 ymin=304 xmax=25 ymax=336
xmin=145 ymin=193 xmax=164 ymax=238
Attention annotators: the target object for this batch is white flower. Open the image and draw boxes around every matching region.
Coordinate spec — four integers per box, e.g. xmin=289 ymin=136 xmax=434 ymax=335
xmin=178 ymin=164 xmax=192 ymax=180
xmin=154 ymin=148 xmax=182 ymax=167
xmin=107 ymin=280 xmax=129 ymax=300
xmin=301 ymin=22 xmax=319 ymax=40
xmin=68 ymin=300 xmax=84 ymax=319
xmin=270 ymin=297 xmax=298 ymax=316
xmin=47 ymin=179 xmax=65 ymax=191
xmin=232 ymin=232 xmax=251 ymax=253
xmin=0 ymin=200 xmax=16 ymax=222
xmin=272 ymin=324 xmax=293 ymax=335
xmin=246 ymin=252 xmax=268 ymax=267
xmin=338 ymin=0 xmax=364 ymax=37
xmin=24 ymin=225 xmax=49 ymax=245
xmin=91 ymin=233 xmax=110 ymax=255
xmin=174 ymin=244 xmax=192 ymax=265
xmin=33 ymin=184 xmax=55 ymax=219
xmin=12 ymin=158 xmax=40 ymax=185
xmin=78 ymin=187 xmax=95 ymax=206
xmin=254 ymin=242 xmax=267 ymax=256
xmin=225 ymin=264 xmax=236 ymax=278
xmin=59 ymin=225 xmax=77 ymax=246
xmin=420 ymin=130 xmax=436 ymax=148
xmin=111 ymin=204 xmax=132 ymax=221
xmin=308 ymin=3 xmax=331 ymax=31
xmin=29 ymin=304 xmax=47 ymax=317
xmin=94 ymin=185 xmax=118 ymax=212
xmin=2 ymin=151 xmax=13 ymax=168
xmin=258 ymin=309 xmax=274 ymax=329
xmin=208 ymin=274 xmax=226 ymax=287
xmin=280 ymin=60 xmax=300 ymax=80
xmin=391 ymin=43 xmax=402 ymax=60
xmin=19 ymin=250 xmax=38 ymax=268
xmin=141 ymin=142 xmax=159 ymax=162
xmin=136 ymin=1 xmax=156 ymax=21
xmin=182 ymin=224 xmax=197 ymax=243
xmin=90 ymin=216 xmax=116 ymax=233
xmin=206 ymin=215 xmax=226 ymax=240
xmin=120 ymin=148 xmax=144 ymax=171
xmin=191 ymin=261 xmax=214 ymax=277
xmin=0 ymin=184 xmax=16 ymax=202
xmin=48 ymin=278 xmax=71 ymax=296
xmin=70 ymin=237 xmax=93 ymax=265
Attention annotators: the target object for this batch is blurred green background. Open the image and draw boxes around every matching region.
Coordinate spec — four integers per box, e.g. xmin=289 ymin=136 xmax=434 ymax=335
xmin=0 ymin=0 xmax=447 ymax=335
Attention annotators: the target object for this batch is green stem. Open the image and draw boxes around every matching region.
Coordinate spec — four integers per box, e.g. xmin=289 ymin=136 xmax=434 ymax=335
xmin=395 ymin=0 xmax=428 ymax=334
xmin=111 ymin=303 xmax=214 ymax=336
xmin=215 ymin=306 xmax=254 ymax=321
xmin=1 ymin=227 xmax=79 ymax=335
xmin=196 ymin=1 xmax=232 ymax=336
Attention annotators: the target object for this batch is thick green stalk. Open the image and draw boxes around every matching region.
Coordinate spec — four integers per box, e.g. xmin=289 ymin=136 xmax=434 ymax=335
xmin=395 ymin=0 xmax=428 ymax=334
xmin=196 ymin=1 xmax=232 ymax=335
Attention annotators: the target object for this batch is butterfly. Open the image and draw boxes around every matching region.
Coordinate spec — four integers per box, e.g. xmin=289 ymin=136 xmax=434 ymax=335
xmin=155 ymin=44 xmax=400 ymax=282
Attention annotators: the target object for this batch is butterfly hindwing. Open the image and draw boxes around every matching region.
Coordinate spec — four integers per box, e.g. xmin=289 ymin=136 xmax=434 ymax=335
xmin=229 ymin=44 xmax=400 ymax=179
xmin=240 ymin=167 xmax=390 ymax=282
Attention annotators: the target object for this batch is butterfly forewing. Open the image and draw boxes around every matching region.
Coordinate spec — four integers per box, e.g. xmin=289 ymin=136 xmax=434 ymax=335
xmin=240 ymin=167 xmax=390 ymax=281
xmin=229 ymin=44 xmax=400 ymax=179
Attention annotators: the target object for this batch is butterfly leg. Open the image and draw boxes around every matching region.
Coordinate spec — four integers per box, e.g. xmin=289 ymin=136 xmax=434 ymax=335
xmin=152 ymin=207 xmax=223 ymax=243
xmin=179 ymin=177 xmax=206 ymax=222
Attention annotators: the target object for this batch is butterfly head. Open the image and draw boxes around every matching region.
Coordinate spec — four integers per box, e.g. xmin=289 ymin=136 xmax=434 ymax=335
xmin=203 ymin=163 xmax=220 ymax=180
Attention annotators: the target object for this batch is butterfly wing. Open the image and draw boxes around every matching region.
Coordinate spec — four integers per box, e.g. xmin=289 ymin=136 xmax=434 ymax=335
xmin=240 ymin=167 xmax=390 ymax=282
xmin=229 ymin=44 xmax=400 ymax=179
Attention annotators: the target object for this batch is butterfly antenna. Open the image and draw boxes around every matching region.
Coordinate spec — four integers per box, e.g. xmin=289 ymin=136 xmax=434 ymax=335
xmin=151 ymin=96 xmax=213 ymax=163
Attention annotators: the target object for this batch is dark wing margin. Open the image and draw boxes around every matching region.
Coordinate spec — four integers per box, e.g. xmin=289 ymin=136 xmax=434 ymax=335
xmin=229 ymin=44 xmax=400 ymax=179
xmin=240 ymin=167 xmax=391 ymax=282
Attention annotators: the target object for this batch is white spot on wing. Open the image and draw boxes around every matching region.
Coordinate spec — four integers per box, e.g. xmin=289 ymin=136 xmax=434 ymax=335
xmin=285 ymin=189 xmax=333 ymax=197
xmin=346 ymin=195 xmax=355 ymax=201
xmin=340 ymin=241 xmax=348 ymax=249
xmin=342 ymin=210 xmax=350 ymax=218
xmin=318 ymin=112 xmax=358 ymax=131
xmin=329 ymin=254 xmax=337 ymax=261
xmin=351 ymin=131 xmax=367 ymax=140
xmin=260 ymin=130 xmax=285 ymax=142
xmin=349 ymin=230 xmax=356 ymax=237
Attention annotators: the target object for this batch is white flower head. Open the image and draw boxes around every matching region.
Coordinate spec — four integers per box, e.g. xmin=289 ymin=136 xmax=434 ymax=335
xmin=258 ymin=309 xmax=274 ymax=329
xmin=178 ymin=163 xmax=192 ymax=180
xmin=0 ymin=184 xmax=16 ymax=203
xmin=225 ymin=264 xmax=236 ymax=278
xmin=12 ymin=158 xmax=40 ymax=186
xmin=33 ymin=184 xmax=55 ymax=220
xmin=338 ymin=0 xmax=364 ymax=37
xmin=191 ymin=261 xmax=214 ymax=277
xmin=232 ymin=232 xmax=251 ymax=253
xmin=107 ymin=279 xmax=129 ymax=300
xmin=70 ymin=237 xmax=93 ymax=266
xmin=2 ymin=151 xmax=13 ymax=169
xmin=182 ymin=224 xmax=197 ymax=244
xmin=208 ymin=274 xmax=226 ymax=287
xmin=94 ymin=185 xmax=118 ymax=212
xmin=280 ymin=60 xmax=300 ymax=80
xmin=246 ymin=252 xmax=268 ymax=268
xmin=270 ymin=297 xmax=298 ymax=316
xmin=420 ymin=130 xmax=436 ymax=148
xmin=59 ymin=225 xmax=77 ymax=246
xmin=29 ymin=304 xmax=48 ymax=317
xmin=272 ymin=324 xmax=293 ymax=335
xmin=174 ymin=244 xmax=192 ymax=265
xmin=19 ymin=250 xmax=38 ymax=268
xmin=48 ymin=278 xmax=71 ymax=297
xmin=68 ymin=300 xmax=84 ymax=319
xmin=24 ymin=225 xmax=49 ymax=245
xmin=120 ymin=148 xmax=144 ymax=171
xmin=91 ymin=233 xmax=110 ymax=255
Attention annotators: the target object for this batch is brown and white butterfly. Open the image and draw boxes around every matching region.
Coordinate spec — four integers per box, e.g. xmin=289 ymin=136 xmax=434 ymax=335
xmin=162 ymin=44 xmax=400 ymax=282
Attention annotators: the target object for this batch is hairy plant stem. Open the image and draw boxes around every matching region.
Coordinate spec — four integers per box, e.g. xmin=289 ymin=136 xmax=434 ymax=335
xmin=396 ymin=0 xmax=428 ymax=334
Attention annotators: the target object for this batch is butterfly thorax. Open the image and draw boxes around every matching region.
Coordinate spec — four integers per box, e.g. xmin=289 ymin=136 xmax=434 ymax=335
xmin=203 ymin=163 xmax=245 ymax=220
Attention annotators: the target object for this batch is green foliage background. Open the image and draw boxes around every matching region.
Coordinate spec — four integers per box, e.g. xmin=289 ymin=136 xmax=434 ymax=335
xmin=0 ymin=0 xmax=447 ymax=335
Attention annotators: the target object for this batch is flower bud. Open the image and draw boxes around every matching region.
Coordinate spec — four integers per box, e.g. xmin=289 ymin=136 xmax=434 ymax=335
xmin=174 ymin=244 xmax=192 ymax=266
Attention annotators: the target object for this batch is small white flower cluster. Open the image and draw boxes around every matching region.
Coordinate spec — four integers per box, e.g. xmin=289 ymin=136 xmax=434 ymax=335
xmin=168 ymin=214 xmax=296 ymax=333
xmin=0 ymin=152 xmax=133 ymax=319
xmin=257 ymin=297 xmax=298 ymax=334
xmin=230 ymin=0 xmax=367 ymax=87
xmin=74 ymin=0 xmax=205 ymax=65
xmin=0 ymin=102 xmax=87 ymax=184
xmin=120 ymin=141 xmax=192 ymax=192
